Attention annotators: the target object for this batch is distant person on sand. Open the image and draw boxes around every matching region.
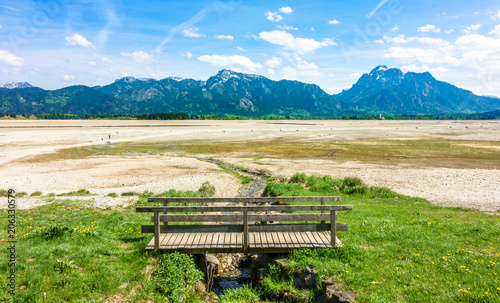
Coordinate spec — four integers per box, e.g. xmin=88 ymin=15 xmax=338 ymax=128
xmin=109 ymin=134 xmax=111 ymax=140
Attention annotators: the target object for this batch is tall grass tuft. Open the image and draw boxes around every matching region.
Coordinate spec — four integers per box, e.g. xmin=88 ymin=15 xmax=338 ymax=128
xmin=57 ymin=189 xmax=93 ymax=196
xmin=151 ymin=252 xmax=204 ymax=303
xmin=220 ymin=284 xmax=260 ymax=303
xmin=264 ymin=174 xmax=405 ymax=199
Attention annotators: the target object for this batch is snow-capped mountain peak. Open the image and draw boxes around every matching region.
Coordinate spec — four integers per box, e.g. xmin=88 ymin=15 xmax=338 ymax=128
xmin=1 ymin=82 xmax=33 ymax=89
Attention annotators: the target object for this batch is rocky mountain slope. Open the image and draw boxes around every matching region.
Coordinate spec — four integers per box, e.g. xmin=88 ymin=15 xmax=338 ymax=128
xmin=1 ymin=67 xmax=499 ymax=117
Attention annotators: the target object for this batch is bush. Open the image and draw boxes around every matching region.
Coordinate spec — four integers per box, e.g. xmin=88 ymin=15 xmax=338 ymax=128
xmin=290 ymin=173 xmax=308 ymax=183
xmin=106 ymin=193 xmax=118 ymax=198
xmin=198 ymin=181 xmax=216 ymax=197
xmin=152 ymin=252 xmax=204 ymax=303
xmin=30 ymin=191 xmax=43 ymax=197
xmin=342 ymin=176 xmax=364 ymax=187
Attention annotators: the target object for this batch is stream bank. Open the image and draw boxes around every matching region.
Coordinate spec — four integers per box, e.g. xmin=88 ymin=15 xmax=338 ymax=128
xmin=196 ymin=158 xmax=268 ymax=296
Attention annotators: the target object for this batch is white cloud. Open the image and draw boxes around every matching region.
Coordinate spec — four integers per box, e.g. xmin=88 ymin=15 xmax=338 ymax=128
xmin=401 ymin=64 xmax=449 ymax=73
xmin=392 ymin=26 xmax=400 ymax=31
xmin=383 ymin=47 xmax=459 ymax=65
xmin=266 ymin=57 xmax=282 ymax=68
xmin=63 ymin=74 xmax=75 ymax=81
xmin=65 ymin=34 xmax=95 ymax=48
xmin=0 ymin=50 xmax=25 ymax=66
xmin=383 ymin=33 xmax=500 ymax=69
xmin=215 ymin=35 xmax=234 ymax=40
xmin=279 ymin=7 xmax=293 ymax=14
xmin=417 ymin=24 xmax=441 ymax=33
xmin=374 ymin=39 xmax=384 ymax=44
xmin=120 ymin=50 xmax=154 ymax=63
xmin=197 ymin=55 xmax=261 ymax=71
xmin=278 ymin=25 xmax=298 ymax=31
xmin=328 ymin=19 xmax=340 ymax=25
xmin=384 ymin=47 xmax=437 ymax=61
xmin=384 ymin=35 xmax=449 ymax=46
xmin=489 ymin=25 xmax=500 ymax=36
xmin=463 ymin=24 xmax=481 ymax=34
xmin=181 ymin=51 xmax=193 ymax=58
xmin=259 ymin=30 xmax=336 ymax=54
xmin=280 ymin=66 xmax=299 ymax=80
xmin=182 ymin=28 xmax=204 ymax=38
xmin=102 ymin=57 xmax=112 ymax=63
xmin=445 ymin=29 xmax=455 ymax=34
xmin=349 ymin=72 xmax=363 ymax=79
xmin=491 ymin=9 xmax=500 ymax=20
xmin=236 ymin=46 xmax=246 ymax=51
xmin=265 ymin=12 xmax=283 ymax=22
xmin=89 ymin=61 xmax=96 ymax=66
xmin=473 ymin=11 xmax=480 ymax=15
xmin=296 ymin=61 xmax=319 ymax=71
xmin=280 ymin=60 xmax=320 ymax=79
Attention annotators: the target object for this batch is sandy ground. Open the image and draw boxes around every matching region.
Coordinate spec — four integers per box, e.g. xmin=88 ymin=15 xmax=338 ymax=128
xmin=1 ymin=119 xmax=499 ymax=212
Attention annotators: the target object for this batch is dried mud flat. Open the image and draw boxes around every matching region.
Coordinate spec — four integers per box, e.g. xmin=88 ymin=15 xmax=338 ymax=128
xmin=1 ymin=119 xmax=499 ymax=212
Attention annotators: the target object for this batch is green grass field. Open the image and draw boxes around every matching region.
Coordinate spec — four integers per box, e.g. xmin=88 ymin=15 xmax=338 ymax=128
xmin=255 ymin=175 xmax=500 ymax=302
xmin=1 ymin=175 xmax=497 ymax=302
xmin=0 ymin=186 xmax=215 ymax=303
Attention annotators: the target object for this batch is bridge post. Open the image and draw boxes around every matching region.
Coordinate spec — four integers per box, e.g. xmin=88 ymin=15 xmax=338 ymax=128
xmin=330 ymin=210 xmax=336 ymax=247
xmin=243 ymin=210 xmax=248 ymax=252
xmin=321 ymin=197 xmax=326 ymax=224
xmin=154 ymin=211 xmax=160 ymax=252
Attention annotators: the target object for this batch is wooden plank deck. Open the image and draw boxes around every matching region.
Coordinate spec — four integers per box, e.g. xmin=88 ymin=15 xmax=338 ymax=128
xmin=145 ymin=231 xmax=341 ymax=253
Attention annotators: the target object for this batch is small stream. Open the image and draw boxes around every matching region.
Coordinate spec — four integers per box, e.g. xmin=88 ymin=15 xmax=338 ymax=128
xmin=197 ymin=158 xmax=267 ymax=296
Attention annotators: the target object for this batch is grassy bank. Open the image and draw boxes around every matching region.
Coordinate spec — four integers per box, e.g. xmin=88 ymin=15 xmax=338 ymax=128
xmin=256 ymin=174 xmax=500 ymax=302
xmin=0 ymin=186 xmax=214 ymax=303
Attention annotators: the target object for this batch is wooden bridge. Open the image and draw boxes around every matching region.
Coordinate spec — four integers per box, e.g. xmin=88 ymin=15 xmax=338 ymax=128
xmin=136 ymin=197 xmax=352 ymax=253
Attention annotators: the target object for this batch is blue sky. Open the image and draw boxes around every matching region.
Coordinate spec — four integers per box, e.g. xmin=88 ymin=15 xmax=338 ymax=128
xmin=1 ymin=0 xmax=500 ymax=96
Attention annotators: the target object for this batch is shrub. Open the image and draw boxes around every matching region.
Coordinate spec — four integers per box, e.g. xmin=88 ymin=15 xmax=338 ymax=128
xmin=106 ymin=193 xmax=118 ymax=198
xmin=152 ymin=252 xmax=204 ymax=303
xmin=342 ymin=176 xmax=364 ymax=187
xmin=30 ymin=191 xmax=43 ymax=197
xmin=290 ymin=173 xmax=308 ymax=183
xmin=198 ymin=181 xmax=216 ymax=197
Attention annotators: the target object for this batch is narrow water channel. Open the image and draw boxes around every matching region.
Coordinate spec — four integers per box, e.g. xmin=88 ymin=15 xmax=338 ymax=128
xmin=197 ymin=158 xmax=267 ymax=296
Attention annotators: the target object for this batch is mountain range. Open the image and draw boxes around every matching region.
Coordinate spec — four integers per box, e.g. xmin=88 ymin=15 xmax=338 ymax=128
xmin=1 ymin=66 xmax=499 ymax=117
